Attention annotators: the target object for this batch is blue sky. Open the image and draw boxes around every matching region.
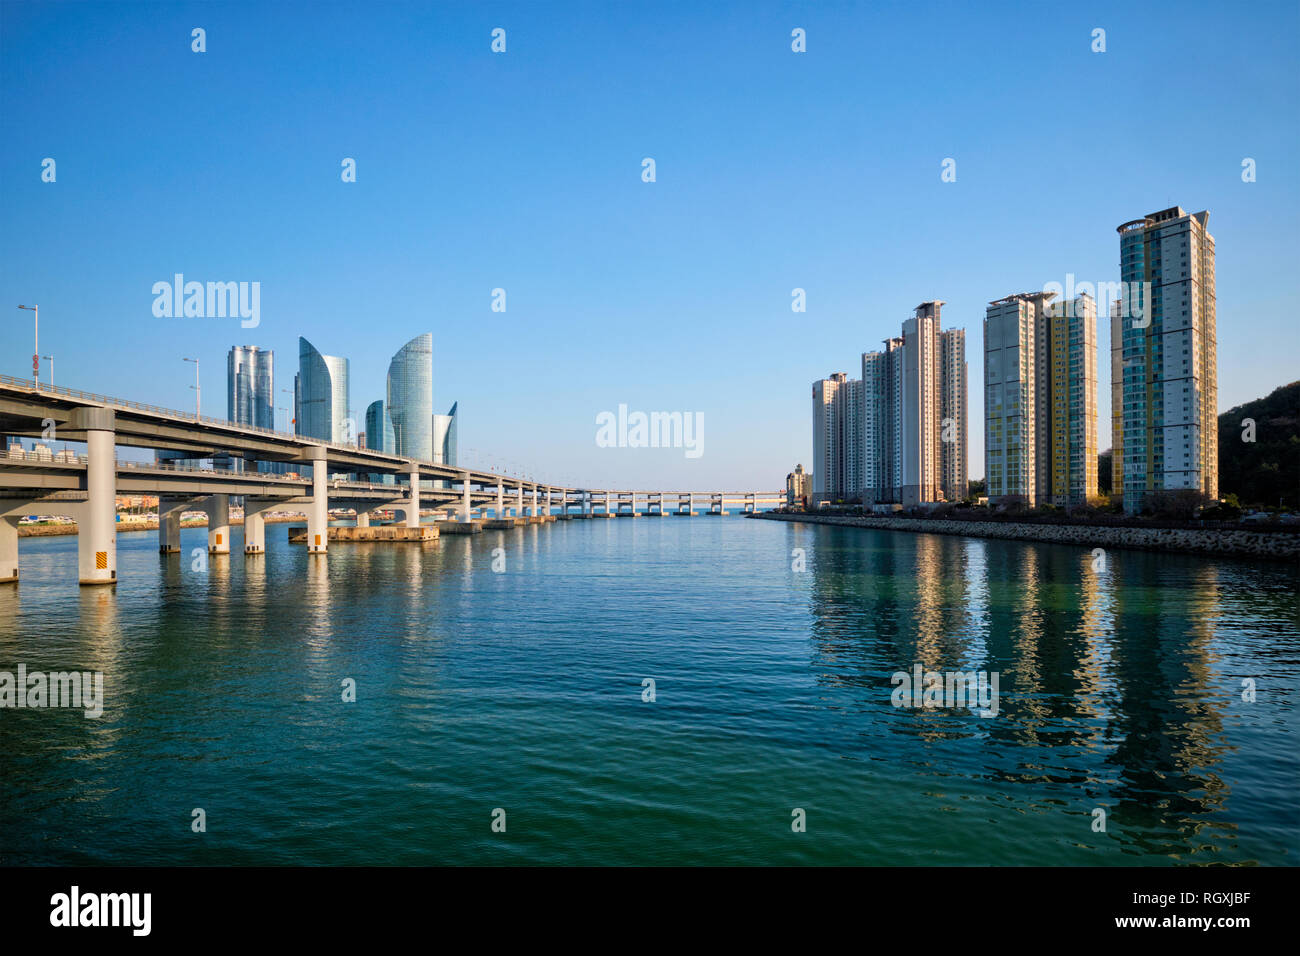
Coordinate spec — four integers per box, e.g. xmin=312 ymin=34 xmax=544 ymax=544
xmin=3 ymin=0 xmax=1297 ymax=489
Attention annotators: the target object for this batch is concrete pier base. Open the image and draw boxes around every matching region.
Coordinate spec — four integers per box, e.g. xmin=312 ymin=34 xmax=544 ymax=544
xmin=289 ymin=525 xmax=437 ymax=543
xmin=158 ymin=496 xmax=183 ymax=553
xmin=0 ymin=516 xmax=18 ymax=583
xmin=436 ymin=520 xmax=482 ymax=534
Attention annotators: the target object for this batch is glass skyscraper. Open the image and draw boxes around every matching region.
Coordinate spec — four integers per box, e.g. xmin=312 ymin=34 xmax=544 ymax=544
xmin=386 ymin=333 xmax=433 ymax=461
xmin=365 ymin=400 xmax=395 ymax=453
xmin=296 ymin=336 xmax=351 ymax=444
xmin=433 ymin=401 xmax=457 ymax=466
xmin=227 ymin=346 xmax=274 ymax=429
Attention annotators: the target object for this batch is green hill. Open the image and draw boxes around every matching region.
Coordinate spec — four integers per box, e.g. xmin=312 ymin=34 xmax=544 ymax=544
xmin=1218 ymin=381 xmax=1300 ymax=508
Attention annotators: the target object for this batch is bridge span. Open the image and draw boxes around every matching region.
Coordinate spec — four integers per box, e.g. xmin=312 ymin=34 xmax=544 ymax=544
xmin=0 ymin=376 xmax=780 ymax=586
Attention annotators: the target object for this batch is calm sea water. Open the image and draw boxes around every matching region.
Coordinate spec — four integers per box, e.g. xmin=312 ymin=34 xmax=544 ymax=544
xmin=1 ymin=515 xmax=1296 ymax=866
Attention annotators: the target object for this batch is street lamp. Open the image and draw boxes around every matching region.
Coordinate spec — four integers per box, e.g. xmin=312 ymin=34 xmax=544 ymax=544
xmin=17 ymin=305 xmax=38 ymax=387
xmin=183 ymin=357 xmax=200 ymax=416
xmin=281 ymin=387 xmax=294 ymax=434
xmin=40 ymin=355 xmax=54 ymax=388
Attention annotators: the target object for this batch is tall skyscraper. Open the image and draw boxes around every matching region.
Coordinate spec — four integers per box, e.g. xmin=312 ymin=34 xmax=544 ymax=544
xmin=433 ymin=401 xmax=458 ymax=467
xmin=862 ymin=302 xmax=967 ymax=506
xmin=365 ymin=400 xmax=394 ymax=453
xmin=1116 ymin=206 xmax=1217 ymax=513
xmin=227 ymin=346 xmax=274 ymax=429
xmin=984 ymin=291 xmax=1097 ymax=506
xmin=1109 ymin=299 xmax=1125 ymax=505
xmin=811 ymin=372 xmax=862 ymax=504
xmin=296 ymin=336 xmax=350 ymax=444
xmin=386 ymin=333 xmax=434 ymax=461
xmin=862 ymin=338 xmax=903 ymax=503
xmin=939 ymin=327 xmax=967 ymax=502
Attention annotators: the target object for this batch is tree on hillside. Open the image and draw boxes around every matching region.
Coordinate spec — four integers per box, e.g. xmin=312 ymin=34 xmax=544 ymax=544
xmin=1218 ymin=381 xmax=1300 ymax=508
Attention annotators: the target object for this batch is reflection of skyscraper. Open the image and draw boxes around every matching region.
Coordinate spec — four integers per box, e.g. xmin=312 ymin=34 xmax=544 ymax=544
xmin=297 ymin=336 xmax=350 ymax=443
xmin=227 ymin=346 xmax=274 ymax=429
xmin=387 ymin=334 xmax=433 ymax=461
xmin=433 ymin=401 xmax=457 ymax=466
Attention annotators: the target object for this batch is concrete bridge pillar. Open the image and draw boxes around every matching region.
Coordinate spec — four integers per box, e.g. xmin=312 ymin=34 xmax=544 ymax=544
xmin=407 ymin=465 xmax=420 ymax=529
xmin=0 ymin=515 xmax=18 ymax=583
xmin=516 ymin=484 xmax=524 ymax=517
xmin=158 ymin=496 xmax=183 ymax=553
xmin=532 ymin=486 xmax=539 ymax=517
xmin=243 ymin=498 xmax=275 ymax=554
xmin=496 ymin=482 xmax=505 ymax=519
xmin=307 ymin=446 xmax=328 ymax=553
xmin=546 ymin=488 xmax=553 ymax=516
xmin=74 ymin=407 xmax=117 ymax=585
xmin=355 ymin=510 xmax=370 ymax=528
xmin=207 ymin=494 xmax=231 ymax=554
xmin=460 ymin=472 xmax=472 ymax=521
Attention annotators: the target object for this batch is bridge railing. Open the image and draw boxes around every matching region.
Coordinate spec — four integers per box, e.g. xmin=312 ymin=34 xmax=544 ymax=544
xmin=0 ymin=373 xmax=561 ymax=487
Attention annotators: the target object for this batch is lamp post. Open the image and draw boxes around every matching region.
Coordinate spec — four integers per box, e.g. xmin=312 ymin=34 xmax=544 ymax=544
xmin=183 ymin=357 xmax=200 ymax=416
xmin=17 ymin=305 xmax=37 ymax=387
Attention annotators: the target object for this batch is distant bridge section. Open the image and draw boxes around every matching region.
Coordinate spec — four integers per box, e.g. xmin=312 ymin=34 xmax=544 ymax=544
xmin=0 ymin=375 xmax=780 ymax=586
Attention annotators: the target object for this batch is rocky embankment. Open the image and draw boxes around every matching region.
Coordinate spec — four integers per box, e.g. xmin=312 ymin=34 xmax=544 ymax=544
xmin=753 ymin=512 xmax=1300 ymax=562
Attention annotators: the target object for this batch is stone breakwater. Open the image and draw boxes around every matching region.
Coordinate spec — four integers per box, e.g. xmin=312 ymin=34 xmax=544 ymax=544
xmin=753 ymin=512 xmax=1300 ymax=563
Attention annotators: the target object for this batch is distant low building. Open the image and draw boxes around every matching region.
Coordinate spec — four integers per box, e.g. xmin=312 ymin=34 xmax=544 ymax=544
xmin=786 ymin=464 xmax=810 ymax=509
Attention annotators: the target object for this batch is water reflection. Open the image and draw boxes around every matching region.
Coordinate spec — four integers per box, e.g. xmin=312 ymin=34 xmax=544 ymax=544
xmin=802 ymin=525 xmax=1291 ymax=861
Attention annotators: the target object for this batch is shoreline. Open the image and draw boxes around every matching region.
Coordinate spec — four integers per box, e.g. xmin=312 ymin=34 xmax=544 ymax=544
xmin=751 ymin=511 xmax=1300 ymax=563
xmin=17 ymin=514 xmax=302 ymax=538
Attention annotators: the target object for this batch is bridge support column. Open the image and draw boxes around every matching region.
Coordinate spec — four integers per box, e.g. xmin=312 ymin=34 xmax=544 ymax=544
xmin=496 ymin=482 xmax=504 ymax=519
xmin=516 ymin=485 xmax=524 ymax=517
xmin=308 ymin=447 xmax=328 ymax=553
xmin=407 ymin=465 xmax=420 ymax=529
xmin=207 ymin=494 xmax=231 ymax=554
xmin=355 ymin=511 xmax=370 ymax=528
xmin=158 ymin=496 xmax=183 ymax=553
xmin=460 ymin=472 xmax=472 ymax=521
xmin=0 ymin=515 xmax=18 ymax=583
xmin=74 ymin=408 xmax=116 ymax=585
xmin=546 ymin=488 xmax=552 ymax=516
xmin=243 ymin=499 xmax=274 ymax=554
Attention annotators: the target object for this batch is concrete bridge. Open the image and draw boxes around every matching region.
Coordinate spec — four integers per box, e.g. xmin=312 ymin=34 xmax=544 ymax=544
xmin=0 ymin=376 xmax=781 ymax=586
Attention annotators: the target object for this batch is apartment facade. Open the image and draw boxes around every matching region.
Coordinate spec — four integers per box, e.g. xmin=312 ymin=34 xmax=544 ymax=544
xmin=1115 ymin=206 xmax=1218 ymax=513
xmin=862 ymin=302 xmax=967 ymax=507
xmin=984 ymin=291 xmax=1097 ymax=506
xmin=811 ymin=372 xmax=863 ymax=504
xmin=786 ymin=463 xmax=810 ymax=508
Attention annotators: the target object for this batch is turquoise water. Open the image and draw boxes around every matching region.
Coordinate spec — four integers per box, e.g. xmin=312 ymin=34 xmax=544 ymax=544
xmin=1 ymin=516 xmax=1296 ymax=865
